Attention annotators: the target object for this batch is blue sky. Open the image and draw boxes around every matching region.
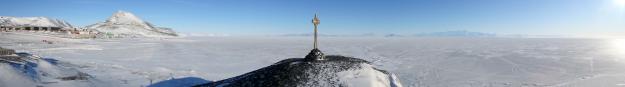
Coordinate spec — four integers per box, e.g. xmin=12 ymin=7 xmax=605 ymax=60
xmin=2 ymin=0 xmax=625 ymax=36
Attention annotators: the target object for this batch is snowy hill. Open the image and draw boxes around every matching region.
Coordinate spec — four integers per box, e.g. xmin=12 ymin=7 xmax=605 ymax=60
xmin=86 ymin=11 xmax=177 ymax=37
xmin=0 ymin=16 xmax=73 ymax=28
xmin=194 ymin=55 xmax=402 ymax=87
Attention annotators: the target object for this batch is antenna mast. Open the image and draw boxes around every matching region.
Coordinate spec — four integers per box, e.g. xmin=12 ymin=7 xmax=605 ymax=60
xmin=305 ymin=11 xmax=325 ymax=61
xmin=312 ymin=12 xmax=320 ymax=49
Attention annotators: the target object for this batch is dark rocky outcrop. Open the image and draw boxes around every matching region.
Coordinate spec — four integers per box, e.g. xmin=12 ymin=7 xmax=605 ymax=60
xmin=194 ymin=55 xmax=401 ymax=87
xmin=305 ymin=48 xmax=325 ymax=61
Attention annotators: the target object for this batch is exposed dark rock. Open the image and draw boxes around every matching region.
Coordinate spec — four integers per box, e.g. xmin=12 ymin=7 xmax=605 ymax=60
xmin=304 ymin=48 xmax=325 ymax=61
xmin=57 ymin=72 xmax=91 ymax=81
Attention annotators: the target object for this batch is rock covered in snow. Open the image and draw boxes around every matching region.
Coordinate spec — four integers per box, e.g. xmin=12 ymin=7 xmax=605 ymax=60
xmin=86 ymin=11 xmax=177 ymax=37
xmin=0 ymin=16 xmax=73 ymax=28
xmin=0 ymin=52 xmax=96 ymax=87
xmin=194 ymin=55 xmax=402 ymax=87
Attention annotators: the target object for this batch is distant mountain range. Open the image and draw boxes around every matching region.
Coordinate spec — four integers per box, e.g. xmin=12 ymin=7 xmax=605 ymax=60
xmin=278 ymin=30 xmax=499 ymax=37
xmin=0 ymin=16 xmax=73 ymax=28
xmin=2 ymin=13 xmax=563 ymax=38
xmin=413 ymin=30 xmax=496 ymax=37
xmin=0 ymin=10 xmax=177 ymax=38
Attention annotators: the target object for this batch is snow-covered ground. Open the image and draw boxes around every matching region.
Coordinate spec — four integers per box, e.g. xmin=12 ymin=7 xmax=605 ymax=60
xmin=2 ymin=32 xmax=625 ymax=87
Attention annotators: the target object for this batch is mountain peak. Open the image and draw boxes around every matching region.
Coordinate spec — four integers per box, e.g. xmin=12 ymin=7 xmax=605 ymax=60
xmin=106 ymin=10 xmax=146 ymax=25
xmin=86 ymin=10 xmax=178 ymax=37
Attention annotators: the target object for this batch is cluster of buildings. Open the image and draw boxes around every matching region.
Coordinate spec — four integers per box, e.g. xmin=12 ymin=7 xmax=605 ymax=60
xmin=0 ymin=25 xmax=99 ymax=38
xmin=0 ymin=47 xmax=14 ymax=56
xmin=0 ymin=47 xmax=20 ymax=64
xmin=0 ymin=25 xmax=65 ymax=32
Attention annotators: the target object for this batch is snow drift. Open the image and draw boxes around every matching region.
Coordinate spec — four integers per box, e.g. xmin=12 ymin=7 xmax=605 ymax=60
xmin=194 ymin=55 xmax=402 ymax=87
xmin=86 ymin=11 xmax=177 ymax=37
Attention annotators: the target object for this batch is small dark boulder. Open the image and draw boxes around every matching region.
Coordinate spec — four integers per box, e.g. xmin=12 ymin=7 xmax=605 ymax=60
xmin=57 ymin=72 xmax=91 ymax=81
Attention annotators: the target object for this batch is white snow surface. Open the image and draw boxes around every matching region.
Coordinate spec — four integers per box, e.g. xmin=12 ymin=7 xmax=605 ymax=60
xmin=0 ymin=16 xmax=73 ymax=28
xmin=86 ymin=11 xmax=177 ymax=37
xmin=0 ymin=53 xmax=98 ymax=87
xmin=0 ymin=64 xmax=37 ymax=87
xmin=338 ymin=64 xmax=402 ymax=87
xmin=3 ymin=32 xmax=625 ymax=87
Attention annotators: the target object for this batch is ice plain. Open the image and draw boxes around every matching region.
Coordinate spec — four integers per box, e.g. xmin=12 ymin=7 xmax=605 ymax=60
xmin=2 ymin=32 xmax=625 ymax=87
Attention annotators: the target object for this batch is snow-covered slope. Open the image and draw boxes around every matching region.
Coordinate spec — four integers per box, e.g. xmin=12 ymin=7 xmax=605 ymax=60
xmin=0 ymin=16 xmax=73 ymax=28
xmin=86 ymin=11 xmax=177 ymax=37
xmin=0 ymin=53 xmax=98 ymax=87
